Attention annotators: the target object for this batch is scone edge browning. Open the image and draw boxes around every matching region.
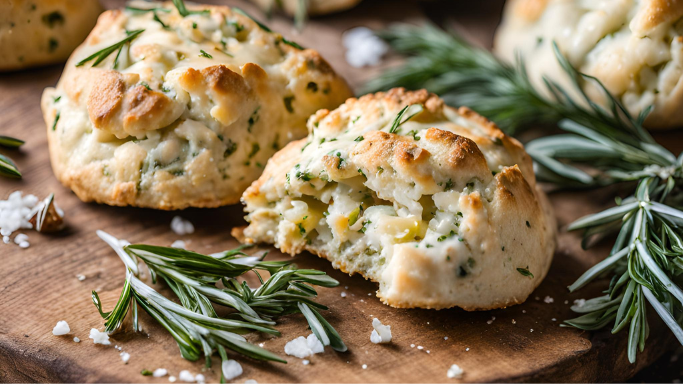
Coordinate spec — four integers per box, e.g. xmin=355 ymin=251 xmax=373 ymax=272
xmin=239 ymin=88 xmax=557 ymax=310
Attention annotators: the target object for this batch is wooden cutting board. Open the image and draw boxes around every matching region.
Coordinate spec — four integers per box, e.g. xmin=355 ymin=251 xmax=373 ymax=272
xmin=0 ymin=0 xmax=679 ymax=382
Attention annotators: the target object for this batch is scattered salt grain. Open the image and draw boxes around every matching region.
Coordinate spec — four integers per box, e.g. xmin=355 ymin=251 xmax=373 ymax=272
xmin=543 ymin=296 xmax=554 ymax=304
xmin=522 ymin=310 xmax=526 ymax=313
xmin=52 ymin=320 xmax=70 ymax=336
xmin=530 ymin=329 xmax=534 ymax=333
xmin=535 ymin=296 xmax=540 ymax=301
xmin=89 ymin=328 xmax=111 ymax=345
xmin=73 ymin=337 xmax=80 ymax=343
xmin=258 ymin=343 xmax=264 ymax=348
xmin=465 ymin=348 xmax=470 ymax=351
xmin=76 ymin=274 xmax=86 ymax=281
xmin=410 ymin=344 xmax=415 ymax=348
xmin=14 ymin=233 xmax=28 ymax=244
xmin=512 ymin=319 xmax=516 ymax=324
xmin=171 ymin=216 xmax=194 ymax=235
xmin=341 ymin=292 xmax=347 ymax=298
xmin=302 ymin=360 xmax=310 ymax=365
xmin=426 ymin=350 xmax=431 ymax=354
xmin=221 ymin=359 xmax=243 ymax=381
xmin=120 ymin=352 xmax=130 ymax=364
xmin=362 ymin=364 xmax=368 ymax=369
xmin=573 ymin=299 xmax=586 ymax=308
xmin=0 ymin=191 xmax=38 ymax=238
xmin=284 ymin=334 xmax=324 ymax=358
xmin=153 ymin=369 xmax=168 ymax=377
xmin=244 ymin=380 xmax=258 ymax=384
xmin=444 ymin=337 xmax=448 ymax=340
xmin=3 ymin=236 xmax=9 ymax=243
xmin=417 ymin=346 xmax=424 ymax=350
xmin=370 ymin=318 xmax=392 ymax=344
xmin=18 ymin=241 xmax=29 ymax=248
xmin=486 ymin=316 xmax=496 ymax=325
xmin=171 ymin=240 xmax=186 ymax=249
xmin=342 ymin=27 xmax=388 ymax=68
xmin=168 ymin=376 xmax=177 ymax=383
xmin=178 ymin=370 xmax=195 ymax=382
xmin=552 ymin=318 xmax=557 ymax=322
xmin=447 ymin=364 xmax=464 ymax=379
xmin=194 ymin=374 xmax=205 ymax=384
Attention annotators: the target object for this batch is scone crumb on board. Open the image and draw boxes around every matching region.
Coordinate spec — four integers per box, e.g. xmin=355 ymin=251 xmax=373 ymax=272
xmin=370 ymin=318 xmax=392 ymax=344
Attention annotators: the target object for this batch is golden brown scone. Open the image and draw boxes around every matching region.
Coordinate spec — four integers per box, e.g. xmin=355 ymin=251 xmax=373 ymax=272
xmin=250 ymin=0 xmax=362 ymax=17
xmin=0 ymin=0 xmax=103 ymax=71
xmin=238 ymin=88 xmax=557 ymax=310
xmin=494 ymin=0 xmax=683 ymax=129
xmin=41 ymin=1 xmax=352 ymax=210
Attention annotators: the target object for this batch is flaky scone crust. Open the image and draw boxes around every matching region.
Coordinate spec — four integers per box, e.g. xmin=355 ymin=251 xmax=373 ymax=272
xmin=41 ymin=2 xmax=352 ymax=210
xmin=240 ymin=88 xmax=557 ymax=310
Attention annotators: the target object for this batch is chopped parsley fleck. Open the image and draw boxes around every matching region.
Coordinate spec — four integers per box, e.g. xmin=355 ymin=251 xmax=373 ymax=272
xmin=359 ymin=220 xmax=372 ymax=233
xmin=192 ymin=22 xmax=197 ymax=29
xmin=139 ymin=81 xmax=152 ymax=91
xmin=425 ymin=244 xmax=433 ymax=248
xmin=444 ymin=179 xmax=454 ymax=191
xmin=298 ymin=222 xmax=306 ymax=235
xmin=352 ymin=116 xmax=361 ymax=124
xmin=223 ymin=140 xmax=237 ymax=157
xmin=526 ymin=221 xmax=531 ymax=228
xmin=42 ymin=11 xmax=64 ymax=28
xmin=53 ymin=96 xmax=61 ymax=102
xmin=227 ymin=20 xmax=244 ymax=32
xmin=247 ymin=143 xmax=260 ymax=158
xmin=52 ymin=111 xmax=60 ymax=131
xmin=437 ymin=230 xmax=456 ymax=242
xmin=48 ymin=38 xmax=58 ymax=52
xmin=301 ymin=141 xmax=311 ymax=152
xmin=141 ymin=369 xmax=153 ymax=376
xmin=517 ymin=267 xmax=534 ymax=278
xmin=307 ymin=82 xmax=318 ymax=92
xmin=358 ymin=168 xmax=366 ymax=178
xmin=407 ymin=129 xmax=421 ymax=141
xmin=354 ymin=136 xmax=364 ymax=142
xmin=199 ymin=49 xmax=212 ymax=58
xmin=247 ymin=107 xmax=260 ymax=132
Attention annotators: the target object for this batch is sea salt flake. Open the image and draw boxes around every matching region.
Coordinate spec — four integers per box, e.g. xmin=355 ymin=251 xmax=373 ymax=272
xmin=178 ymin=370 xmax=195 ymax=382
xmin=573 ymin=299 xmax=586 ymax=308
xmin=284 ymin=334 xmax=324 ymax=358
xmin=221 ymin=360 xmax=243 ymax=380
xmin=171 ymin=240 xmax=186 ymax=249
xmin=342 ymin=27 xmax=388 ymax=68
xmin=370 ymin=318 xmax=392 ymax=344
xmin=120 ymin=352 xmax=130 ymax=364
xmin=302 ymin=360 xmax=310 ymax=365
xmin=14 ymin=233 xmax=28 ymax=244
xmin=341 ymin=292 xmax=347 ymax=298
xmin=362 ymin=364 xmax=368 ymax=369
xmin=194 ymin=374 xmax=205 ymax=384
xmin=153 ymin=369 xmax=168 ymax=377
xmin=447 ymin=364 xmax=464 ymax=379
xmin=18 ymin=240 xmax=29 ymax=248
xmin=168 ymin=376 xmax=177 ymax=383
xmin=52 ymin=320 xmax=70 ymax=336
xmin=73 ymin=337 xmax=80 ymax=343
xmin=171 ymin=216 xmax=194 ymax=235
xmin=543 ymin=296 xmax=554 ymax=304
xmin=444 ymin=337 xmax=448 ymax=340
xmin=89 ymin=328 xmax=111 ymax=345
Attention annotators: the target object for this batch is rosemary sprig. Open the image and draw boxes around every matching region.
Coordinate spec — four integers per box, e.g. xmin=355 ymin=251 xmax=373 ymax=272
xmin=0 ymin=135 xmax=24 ymax=148
xmin=76 ymin=29 xmax=145 ymax=68
xmin=368 ymin=23 xmax=683 ymax=363
xmin=0 ymin=135 xmax=23 ymax=178
xmin=172 ymin=0 xmax=209 ymax=17
xmin=93 ymin=231 xmax=346 ymax=372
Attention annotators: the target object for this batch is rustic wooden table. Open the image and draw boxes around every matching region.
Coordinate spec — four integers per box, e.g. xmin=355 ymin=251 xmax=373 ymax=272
xmin=0 ymin=0 xmax=680 ymax=382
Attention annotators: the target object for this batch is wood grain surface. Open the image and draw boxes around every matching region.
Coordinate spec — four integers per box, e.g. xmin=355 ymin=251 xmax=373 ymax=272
xmin=0 ymin=1 xmax=678 ymax=382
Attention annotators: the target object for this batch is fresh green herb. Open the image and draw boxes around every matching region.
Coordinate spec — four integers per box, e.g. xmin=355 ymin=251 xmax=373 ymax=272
xmin=358 ymin=168 xmax=367 ymax=178
xmin=407 ymin=129 xmax=420 ymax=141
xmin=172 ymin=0 xmax=209 ymax=17
xmin=93 ymin=231 xmax=346 ymax=368
xmin=389 ymin=104 xmax=423 ymax=134
xmin=76 ymin=29 xmax=145 ymax=67
xmin=214 ymin=47 xmax=234 ymax=57
xmin=354 ymin=136 xmax=364 ymax=142
xmin=444 ymin=179 xmax=454 ymax=191
xmin=192 ymin=22 xmax=197 ymax=29
xmin=125 ymin=6 xmax=171 ymax=13
xmin=52 ymin=112 xmax=60 ymax=131
xmin=139 ymin=82 xmax=152 ymax=91
xmin=141 ymin=369 xmax=153 ymax=376
xmin=0 ymin=135 xmax=24 ymax=148
xmin=348 ymin=206 xmax=362 ymax=226
xmin=437 ymin=230 xmax=456 ymax=242
xmin=227 ymin=20 xmax=244 ymax=33
xmin=307 ymin=82 xmax=318 ymax=92
xmin=0 ymin=154 xmax=21 ymax=179
xmin=233 ymin=8 xmax=272 ymax=32
xmin=516 ymin=267 xmax=533 ymax=278
xmin=281 ymin=37 xmax=305 ymax=50
xmin=153 ymin=11 xmax=169 ymax=29
xmin=198 ymin=49 xmax=212 ymax=59
xmin=53 ymin=96 xmax=61 ymax=102
xmin=224 ymin=140 xmax=237 ymax=158
xmin=48 ymin=38 xmax=58 ymax=52
xmin=359 ymin=220 xmax=372 ymax=234
xmin=248 ymin=107 xmax=260 ymax=132
xmin=248 ymin=143 xmax=260 ymax=158
xmin=297 ymin=222 xmax=306 ymax=235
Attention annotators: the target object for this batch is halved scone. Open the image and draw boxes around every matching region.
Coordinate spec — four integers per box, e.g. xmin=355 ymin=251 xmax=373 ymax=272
xmin=41 ymin=1 xmax=352 ymax=210
xmin=236 ymin=89 xmax=557 ymax=310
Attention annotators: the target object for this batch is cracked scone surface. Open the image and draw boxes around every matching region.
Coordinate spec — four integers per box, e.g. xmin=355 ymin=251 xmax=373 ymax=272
xmin=41 ymin=1 xmax=352 ymax=210
xmin=494 ymin=0 xmax=683 ymax=129
xmin=238 ymin=89 xmax=557 ymax=310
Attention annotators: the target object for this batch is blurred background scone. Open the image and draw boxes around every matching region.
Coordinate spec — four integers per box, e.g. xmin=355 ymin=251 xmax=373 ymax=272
xmin=494 ymin=0 xmax=683 ymax=129
xmin=0 ymin=0 xmax=102 ymax=71
xmin=41 ymin=1 xmax=352 ymax=210
xmin=237 ymin=88 xmax=557 ymax=310
xmin=250 ymin=0 xmax=363 ymax=18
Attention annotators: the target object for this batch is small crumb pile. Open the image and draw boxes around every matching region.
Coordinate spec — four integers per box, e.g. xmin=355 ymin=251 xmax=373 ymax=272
xmin=342 ymin=27 xmax=388 ymax=68
xmin=222 ymin=359 xmax=243 ymax=381
xmin=89 ymin=328 xmax=111 ymax=345
xmin=52 ymin=320 xmax=70 ymax=336
xmin=447 ymin=364 xmax=464 ymax=379
xmin=370 ymin=318 xmax=392 ymax=344
xmin=284 ymin=334 xmax=324 ymax=358
xmin=171 ymin=216 xmax=194 ymax=235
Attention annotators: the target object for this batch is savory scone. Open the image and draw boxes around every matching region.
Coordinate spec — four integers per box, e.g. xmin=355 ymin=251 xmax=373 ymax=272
xmin=494 ymin=0 xmax=683 ymax=129
xmin=0 ymin=0 xmax=103 ymax=71
xmin=236 ymin=88 xmax=557 ymax=310
xmin=250 ymin=0 xmax=363 ymax=17
xmin=41 ymin=1 xmax=352 ymax=210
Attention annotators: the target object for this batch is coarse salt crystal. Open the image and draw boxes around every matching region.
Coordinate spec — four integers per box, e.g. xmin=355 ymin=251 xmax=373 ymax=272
xmin=168 ymin=376 xmax=177 ymax=383
xmin=362 ymin=364 xmax=367 ymax=369
xmin=465 ymin=348 xmax=470 ymax=351
xmin=340 ymin=292 xmax=347 ymax=298
xmin=284 ymin=334 xmax=324 ymax=358
xmin=18 ymin=240 xmax=29 ymax=248
xmin=447 ymin=364 xmax=464 ymax=379
xmin=302 ymin=360 xmax=310 ymax=365
xmin=77 ymin=274 xmax=86 ymax=281
xmin=444 ymin=337 xmax=448 ymax=340
xmin=410 ymin=344 xmax=415 ymax=348
xmin=0 ymin=191 xmax=38 ymax=238
xmin=370 ymin=318 xmax=392 ymax=344
xmin=244 ymin=380 xmax=258 ymax=384
xmin=194 ymin=374 xmax=205 ymax=384
xmin=178 ymin=370 xmax=195 ymax=382
xmin=512 ymin=319 xmax=517 ymax=324
xmin=120 ymin=352 xmax=130 ymax=364
xmin=52 ymin=320 xmax=70 ymax=336
xmin=89 ymin=328 xmax=111 ymax=345
xmin=342 ymin=27 xmax=388 ymax=68
xmin=73 ymin=337 xmax=80 ymax=343
xmin=530 ymin=329 xmax=534 ymax=333
xmin=171 ymin=216 xmax=194 ymax=235
xmin=221 ymin=360 xmax=243 ymax=381
xmin=153 ymin=369 xmax=168 ymax=377
xmin=543 ymin=296 xmax=554 ymax=304
xmin=552 ymin=318 xmax=557 ymax=322
xmin=417 ymin=346 xmax=424 ymax=350
xmin=171 ymin=240 xmax=186 ymax=249
xmin=14 ymin=233 xmax=28 ymax=244
xmin=573 ymin=299 xmax=586 ymax=308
